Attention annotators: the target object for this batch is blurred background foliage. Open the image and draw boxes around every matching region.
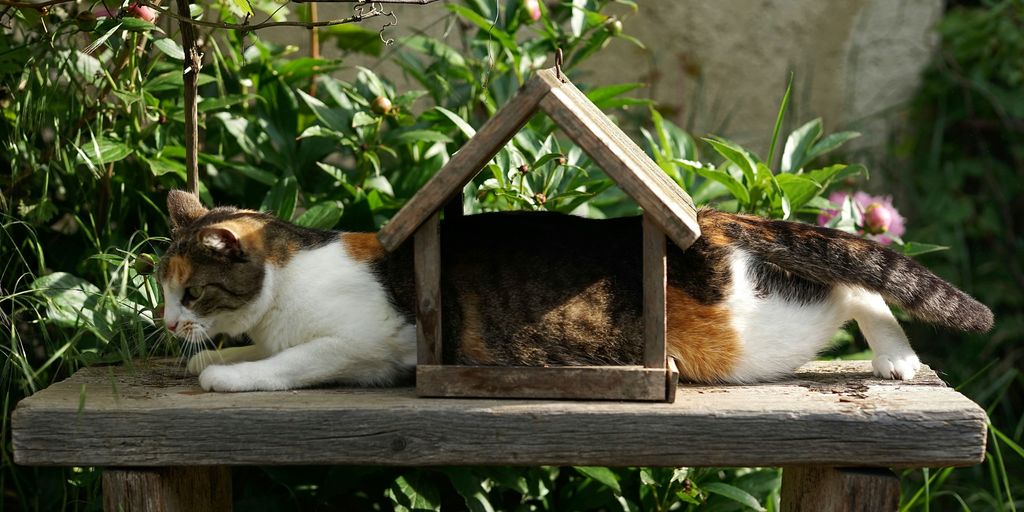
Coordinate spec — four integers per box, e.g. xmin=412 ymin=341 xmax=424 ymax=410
xmin=1 ymin=0 xmax=1021 ymax=510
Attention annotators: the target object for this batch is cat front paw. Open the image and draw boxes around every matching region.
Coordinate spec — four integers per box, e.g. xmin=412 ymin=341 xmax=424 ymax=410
xmin=187 ymin=350 xmax=218 ymax=375
xmin=872 ymin=352 xmax=921 ymax=380
xmin=199 ymin=364 xmax=257 ymax=392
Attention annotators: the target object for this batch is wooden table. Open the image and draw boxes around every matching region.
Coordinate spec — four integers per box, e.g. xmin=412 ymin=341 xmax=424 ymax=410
xmin=12 ymin=360 xmax=987 ymax=511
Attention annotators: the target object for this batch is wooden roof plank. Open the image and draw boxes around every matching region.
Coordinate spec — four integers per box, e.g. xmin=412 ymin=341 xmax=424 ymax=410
xmin=535 ymin=69 xmax=700 ymax=250
xmin=12 ymin=360 xmax=987 ymax=468
xmin=377 ymin=74 xmax=552 ymax=251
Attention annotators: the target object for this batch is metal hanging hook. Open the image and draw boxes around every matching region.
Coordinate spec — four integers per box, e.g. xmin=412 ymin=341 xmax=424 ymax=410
xmin=555 ymin=48 xmax=564 ymax=82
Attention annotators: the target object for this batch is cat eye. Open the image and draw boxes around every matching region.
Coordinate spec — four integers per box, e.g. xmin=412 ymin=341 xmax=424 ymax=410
xmin=186 ymin=285 xmax=205 ymax=301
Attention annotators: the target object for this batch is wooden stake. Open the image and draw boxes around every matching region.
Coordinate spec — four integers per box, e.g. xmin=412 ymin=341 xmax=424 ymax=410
xmin=780 ymin=466 xmax=899 ymax=512
xmin=102 ymin=466 xmax=231 ymax=512
xmin=175 ymin=0 xmax=201 ymax=195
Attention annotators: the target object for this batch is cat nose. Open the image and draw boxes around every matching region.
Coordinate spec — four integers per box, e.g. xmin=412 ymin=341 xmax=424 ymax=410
xmin=166 ymin=321 xmax=178 ymax=332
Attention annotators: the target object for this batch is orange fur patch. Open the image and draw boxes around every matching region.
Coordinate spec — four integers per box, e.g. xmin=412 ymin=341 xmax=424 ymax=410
xmin=165 ymin=255 xmax=193 ymax=286
xmin=665 ymin=285 xmax=741 ymax=382
xmin=342 ymin=233 xmax=385 ymax=263
xmin=458 ymin=291 xmax=494 ymax=364
xmin=208 ymin=217 xmax=267 ymax=255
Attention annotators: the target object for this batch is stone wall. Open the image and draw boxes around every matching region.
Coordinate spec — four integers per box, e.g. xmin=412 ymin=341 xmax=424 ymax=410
xmin=275 ymin=0 xmax=943 ymax=161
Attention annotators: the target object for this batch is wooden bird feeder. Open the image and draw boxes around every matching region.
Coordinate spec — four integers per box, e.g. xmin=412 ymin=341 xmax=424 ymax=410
xmin=376 ymin=67 xmax=701 ymax=402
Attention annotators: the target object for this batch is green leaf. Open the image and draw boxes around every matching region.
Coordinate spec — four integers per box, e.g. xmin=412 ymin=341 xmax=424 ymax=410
xmin=400 ymin=35 xmax=466 ymax=70
xmin=702 ymin=482 xmax=766 ymax=511
xmin=79 ymin=137 xmax=133 ymax=166
xmin=230 ymin=0 xmax=253 ymax=16
xmin=295 ymin=201 xmax=344 ymax=230
xmin=704 ymin=137 xmax=757 ymax=185
xmin=31 ymin=272 xmax=115 ymax=338
xmin=352 ymin=111 xmax=377 ymax=128
xmin=781 ymin=118 xmax=822 ymax=173
xmin=898 ymin=242 xmax=950 ymax=257
xmin=805 ymin=131 xmax=862 ymax=163
xmin=434 ymin=106 xmax=476 ymax=138
xmin=144 ymin=158 xmax=185 ymax=178
xmin=323 ymin=23 xmax=384 ymax=56
xmin=261 ymin=176 xmax=298 ymax=221
xmin=152 ymin=38 xmax=184 ymax=60
xmin=391 ymin=474 xmax=440 ymax=511
xmin=586 ymin=83 xmax=644 ymax=107
xmin=386 ymin=129 xmax=452 ymax=145
xmin=766 ymin=73 xmax=793 ymax=166
xmin=297 ymin=89 xmax=350 ymax=132
xmin=570 ymin=0 xmax=588 ymax=37
xmin=118 ymin=17 xmax=161 ymax=33
xmin=775 ymin=173 xmax=822 ymax=211
xmin=574 ymin=467 xmax=622 ymax=495
xmin=444 ymin=469 xmax=494 ymax=512
xmin=674 ymin=159 xmax=750 ymax=204
xmin=448 ymin=4 xmax=517 ymax=52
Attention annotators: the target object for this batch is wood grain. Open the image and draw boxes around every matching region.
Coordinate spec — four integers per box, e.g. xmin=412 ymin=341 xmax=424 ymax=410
xmin=642 ymin=214 xmax=667 ymax=369
xmin=377 ymin=75 xmax=551 ymax=251
xmin=102 ymin=466 xmax=231 ymax=512
xmin=416 ymin=365 xmax=668 ymax=401
xmin=414 ymin=213 xmax=442 ymax=365
xmin=536 ymin=69 xmax=701 ymax=251
xmin=780 ymin=466 xmax=900 ymax=512
xmin=12 ymin=360 xmax=986 ymax=468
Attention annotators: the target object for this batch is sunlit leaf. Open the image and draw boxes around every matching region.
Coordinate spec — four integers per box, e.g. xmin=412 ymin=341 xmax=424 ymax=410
xmin=703 ymin=482 xmax=766 ymax=511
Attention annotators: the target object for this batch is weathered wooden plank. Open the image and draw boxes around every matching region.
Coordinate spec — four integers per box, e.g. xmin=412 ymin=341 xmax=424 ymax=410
xmin=780 ymin=466 xmax=900 ymax=512
xmin=416 ymin=365 xmax=667 ymax=401
xmin=377 ymin=75 xmax=552 ymax=251
xmin=536 ymin=69 xmax=700 ymax=251
xmin=666 ymin=357 xmax=679 ymax=403
xmin=12 ymin=360 xmax=987 ymax=468
xmin=102 ymin=466 xmax=231 ymax=512
xmin=642 ymin=214 xmax=667 ymax=369
xmin=414 ymin=213 xmax=442 ymax=365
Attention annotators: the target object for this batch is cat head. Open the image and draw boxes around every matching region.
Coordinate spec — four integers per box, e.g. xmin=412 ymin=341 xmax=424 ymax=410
xmin=158 ymin=190 xmax=273 ymax=343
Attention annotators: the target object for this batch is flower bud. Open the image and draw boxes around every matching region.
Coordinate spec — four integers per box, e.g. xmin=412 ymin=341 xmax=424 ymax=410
xmin=134 ymin=253 xmax=158 ymax=275
xmin=523 ymin=0 xmax=541 ymax=22
xmin=371 ymin=96 xmax=392 ymax=115
xmin=862 ymin=203 xmax=893 ymax=234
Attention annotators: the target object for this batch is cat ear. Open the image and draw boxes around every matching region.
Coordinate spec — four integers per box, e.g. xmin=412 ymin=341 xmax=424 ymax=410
xmin=167 ymin=190 xmax=208 ymax=231
xmin=198 ymin=227 xmax=242 ymax=258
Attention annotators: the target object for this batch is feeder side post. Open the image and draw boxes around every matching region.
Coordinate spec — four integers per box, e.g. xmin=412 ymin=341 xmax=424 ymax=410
xmin=643 ymin=213 xmax=667 ymax=369
xmin=415 ymin=212 xmax=442 ymax=365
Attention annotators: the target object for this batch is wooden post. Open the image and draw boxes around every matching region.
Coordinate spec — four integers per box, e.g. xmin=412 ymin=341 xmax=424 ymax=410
xmin=642 ymin=213 xmax=667 ymax=370
xmin=174 ymin=0 xmax=201 ymax=195
xmin=102 ymin=466 xmax=231 ymax=512
xmin=780 ymin=466 xmax=899 ymax=512
xmin=415 ymin=212 xmax=442 ymax=366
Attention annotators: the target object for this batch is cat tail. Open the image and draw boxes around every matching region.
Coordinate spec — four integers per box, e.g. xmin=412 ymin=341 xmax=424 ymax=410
xmin=706 ymin=210 xmax=994 ymax=332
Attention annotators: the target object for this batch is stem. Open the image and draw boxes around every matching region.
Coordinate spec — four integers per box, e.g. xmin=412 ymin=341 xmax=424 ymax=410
xmin=308 ymin=1 xmax=319 ymax=95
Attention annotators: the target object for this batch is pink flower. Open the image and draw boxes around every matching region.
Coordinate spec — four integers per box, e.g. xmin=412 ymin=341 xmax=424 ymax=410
xmin=92 ymin=2 xmax=157 ymax=22
xmin=127 ymin=3 xmax=158 ymax=22
xmin=523 ymin=0 xmax=541 ymax=22
xmin=817 ymin=191 xmax=905 ymax=245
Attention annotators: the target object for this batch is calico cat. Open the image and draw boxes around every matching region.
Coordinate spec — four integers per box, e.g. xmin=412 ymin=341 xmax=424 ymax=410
xmin=159 ymin=190 xmax=993 ymax=392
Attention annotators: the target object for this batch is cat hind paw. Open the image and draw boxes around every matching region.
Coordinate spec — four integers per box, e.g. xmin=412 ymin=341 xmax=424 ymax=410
xmin=871 ymin=352 xmax=921 ymax=380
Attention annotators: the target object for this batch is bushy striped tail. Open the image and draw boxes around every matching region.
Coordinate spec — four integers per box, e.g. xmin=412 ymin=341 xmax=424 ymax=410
xmin=704 ymin=210 xmax=994 ymax=332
